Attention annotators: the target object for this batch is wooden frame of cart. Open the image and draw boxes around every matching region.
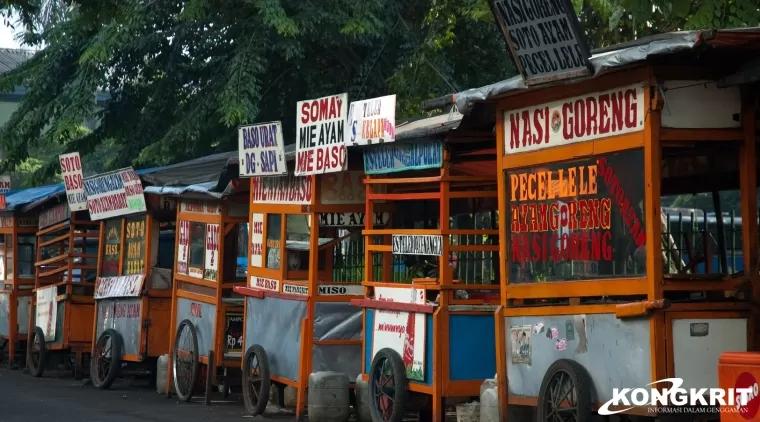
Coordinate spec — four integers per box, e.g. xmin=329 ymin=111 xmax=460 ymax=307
xmin=166 ymin=192 xmax=250 ymax=402
xmin=489 ymin=42 xmax=760 ymax=420
xmin=88 ymin=168 xmax=176 ymax=389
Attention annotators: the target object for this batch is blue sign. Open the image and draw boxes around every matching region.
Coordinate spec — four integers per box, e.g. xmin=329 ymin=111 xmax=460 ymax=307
xmin=363 ymin=141 xmax=443 ymax=175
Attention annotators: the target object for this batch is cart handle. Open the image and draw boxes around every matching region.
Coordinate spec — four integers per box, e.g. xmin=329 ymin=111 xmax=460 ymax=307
xmin=615 ymin=299 xmax=670 ymax=319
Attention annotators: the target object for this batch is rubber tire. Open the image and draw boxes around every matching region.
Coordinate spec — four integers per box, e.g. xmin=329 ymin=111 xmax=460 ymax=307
xmin=173 ymin=319 xmax=199 ymax=402
xmin=369 ymin=348 xmax=408 ymax=422
xmin=242 ymin=344 xmax=271 ymax=416
xmin=91 ymin=329 xmax=123 ymax=389
xmin=536 ymin=359 xmax=594 ymax=422
xmin=27 ymin=326 xmax=46 ymax=378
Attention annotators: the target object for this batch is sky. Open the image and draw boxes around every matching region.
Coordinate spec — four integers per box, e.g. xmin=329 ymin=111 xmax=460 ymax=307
xmin=0 ymin=21 xmax=22 ymax=49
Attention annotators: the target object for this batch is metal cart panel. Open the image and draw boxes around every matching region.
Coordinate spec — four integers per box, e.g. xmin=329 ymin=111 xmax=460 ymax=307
xmin=448 ymin=314 xmax=496 ymax=381
xmin=96 ymin=298 xmax=143 ymax=356
xmin=175 ymin=297 xmax=216 ymax=358
xmin=312 ymin=301 xmax=362 ymax=380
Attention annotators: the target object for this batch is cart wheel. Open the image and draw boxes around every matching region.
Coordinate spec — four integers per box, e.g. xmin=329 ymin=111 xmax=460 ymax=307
xmin=537 ymin=359 xmax=593 ymax=422
xmin=242 ymin=344 xmax=270 ymax=416
xmin=369 ymin=348 xmax=408 ymax=422
xmin=91 ymin=329 xmax=123 ymax=389
xmin=27 ymin=326 xmax=46 ymax=378
xmin=173 ymin=319 xmax=199 ymax=402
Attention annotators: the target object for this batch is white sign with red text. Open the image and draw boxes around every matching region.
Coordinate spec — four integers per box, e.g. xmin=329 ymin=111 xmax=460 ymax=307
xmin=59 ymin=152 xmax=87 ymax=212
xmin=251 ymin=175 xmax=312 ymax=205
xmin=177 ymin=220 xmax=189 ymax=275
xmin=504 ymin=84 xmax=645 ymax=155
xmin=372 ymin=286 xmax=426 ymax=381
xmin=249 ymin=276 xmax=279 ymax=292
xmin=204 ymin=223 xmax=219 ymax=281
xmin=295 ymin=93 xmax=348 ymax=176
xmin=36 ymin=286 xmax=58 ymax=341
xmin=250 ymin=213 xmax=264 ymax=267
xmin=346 ymin=95 xmax=396 ymax=146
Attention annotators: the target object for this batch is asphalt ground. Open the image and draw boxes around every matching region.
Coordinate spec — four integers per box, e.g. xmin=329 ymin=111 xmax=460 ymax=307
xmin=0 ymin=367 xmax=291 ymax=422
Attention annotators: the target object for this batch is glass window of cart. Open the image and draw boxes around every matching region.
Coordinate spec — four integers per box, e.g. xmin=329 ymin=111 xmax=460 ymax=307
xmin=505 ymin=149 xmax=646 ymax=283
xmin=265 ymin=214 xmax=281 ymax=270
xmin=223 ymin=223 xmax=248 ymax=281
xmin=17 ymin=235 xmax=35 ymax=279
xmin=123 ymin=215 xmax=147 ymax=275
xmin=4 ymin=234 xmax=12 ymax=281
xmin=188 ymin=222 xmax=205 ymax=277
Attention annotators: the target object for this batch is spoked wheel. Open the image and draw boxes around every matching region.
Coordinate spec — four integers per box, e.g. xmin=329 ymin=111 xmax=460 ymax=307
xmin=27 ymin=326 xmax=46 ymax=377
xmin=536 ymin=359 xmax=593 ymax=422
xmin=173 ymin=319 xmax=199 ymax=402
xmin=242 ymin=344 xmax=270 ymax=416
xmin=91 ymin=329 xmax=123 ymax=389
xmin=369 ymin=348 xmax=408 ymax=422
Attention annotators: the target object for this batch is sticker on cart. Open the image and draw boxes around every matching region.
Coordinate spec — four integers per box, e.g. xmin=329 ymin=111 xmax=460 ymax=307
xmin=372 ymin=287 xmax=426 ymax=381
xmin=565 ymin=320 xmax=575 ymax=341
xmin=282 ymin=283 xmax=308 ymax=296
xmin=509 ymin=325 xmax=532 ymax=365
xmin=35 ymin=286 xmax=58 ymax=342
xmin=555 ymin=338 xmax=567 ymax=351
xmin=550 ymin=327 xmax=559 ymax=340
xmin=735 ymin=372 xmax=760 ymax=419
xmin=249 ymin=276 xmax=279 ymax=292
xmin=318 ymin=284 xmax=364 ymax=296
xmin=532 ymin=322 xmax=544 ymax=334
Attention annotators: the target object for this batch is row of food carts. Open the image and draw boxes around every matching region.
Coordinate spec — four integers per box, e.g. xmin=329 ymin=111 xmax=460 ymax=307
xmin=1 ymin=25 xmax=759 ymax=422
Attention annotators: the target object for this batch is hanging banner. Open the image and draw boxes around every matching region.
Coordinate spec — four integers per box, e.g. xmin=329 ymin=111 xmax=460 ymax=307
xmin=0 ymin=175 xmax=10 ymax=211
xmin=38 ymin=203 xmax=71 ymax=229
xmin=204 ymin=223 xmax=219 ymax=281
xmin=346 ymin=95 xmax=396 ymax=146
xmin=295 ymin=93 xmax=348 ymax=176
xmin=36 ymin=286 xmax=58 ymax=342
xmin=94 ymin=275 xmax=145 ymax=299
xmin=250 ymin=213 xmax=264 ymax=267
xmin=488 ymin=0 xmax=593 ymax=85
xmin=83 ymin=167 xmax=146 ymax=221
xmin=363 ymin=141 xmax=444 ymax=175
xmin=392 ymin=235 xmax=444 ymax=256
xmin=372 ymin=287 xmax=426 ymax=381
xmin=504 ymin=84 xmax=645 ymax=155
xmin=177 ymin=220 xmax=190 ymax=275
xmin=238 ymin=121 xmax=287 ymax=177
xmin=251 ymin=175 xmax=312 ymax=205
xmin=59 ymin=152 xmax=87 ymax=211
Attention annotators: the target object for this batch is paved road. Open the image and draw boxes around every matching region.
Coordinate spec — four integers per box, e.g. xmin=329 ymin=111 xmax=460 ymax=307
xmin=0 ymin=367 xmax=290 ymax=422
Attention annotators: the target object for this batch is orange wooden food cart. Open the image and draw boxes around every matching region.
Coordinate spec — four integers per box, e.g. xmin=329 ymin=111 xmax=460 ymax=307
xmin=167 ymin=192 xmax=249 ymax=402
xmin=0 ymin=204 xmax=38 ymax=368
xmin=350 ymin=112 xmax=500 ymax=422
xmin=88 ymin=168 xmax=176 ymax=389
xmin=479 ymin=27 xmax=760 ymax=421
xmin=27 ymin=201 xmax=99 ymax=379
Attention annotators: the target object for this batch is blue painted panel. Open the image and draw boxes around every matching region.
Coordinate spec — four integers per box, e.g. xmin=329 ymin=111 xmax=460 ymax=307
xmin=449 ymin=314 xmax=496 ymax=381
xmin=364 ymin=309 xmax=374 ymax=374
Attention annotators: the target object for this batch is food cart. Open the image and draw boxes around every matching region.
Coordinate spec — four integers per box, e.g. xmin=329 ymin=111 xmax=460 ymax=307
xmin=27 ymin=201 xmax=99 ymax=379
xmin=0 ymin=203 xmax=38 ymax=367
xmin=87 ymin=167 xmax=178 ymax=389
xmin=167 ymin=192 xmax=249 ymax=402
xmin=353 ymin=113 xmax=500 ymax=422
xmin=479 ymin=26 xmax=760 ymax=420
xmin=231 ymin=115 xmax=377 ymax=418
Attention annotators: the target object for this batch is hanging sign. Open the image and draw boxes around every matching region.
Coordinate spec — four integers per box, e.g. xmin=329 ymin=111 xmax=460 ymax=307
xmin=238 ymin=121 xmax=287 ymax=177
xmin=320 ymin=171 xmax=366 ymax=204
xmin=204 ymin=223 xmax=219 ymax=281
xmin=177 ymin=220 xmax=190 ymax=275
xmin=318 ymin=284 xmax=364 ymax=296
xmin=392 ymin=235 xmax=443 ymax=256
xmin=346 ymin=95 xmax=396 ymax=146
xmin=250 ymin=213 xmax=264 ymax=267
xmin=251 ymin=175 xmax=312 ymax=205
xmin=317 ymin=211 xmax=389 ymax=227
xmin=372 ymin=287 xmax=426 ymax=381
xmin=363 ymin=141 xmax=444 ymax=175
xmin=249 ymin=276 xmax=279 ymax=292
xmin=282 ymin=283 xmax=308 ymax=296
xmin=83 ymin=167 xmax=146 ymax=221
xmin=38 ymin=203 xmax=71 ymax=229
xmin=59 ymin=152 xmax=87 ymax=211
xmin=504 ymin=84 xmax=645 ymax=155
xmin=36 ymin=285 xmax=58 ymax=342
xmin=0 ymin=175 xmax=10 ymax=211
xmin=225 ymin=313 xmax=244 ymax=355
xmin=488 ymin=0 xmax=592 ymax=85
xmin=123 ymin=216 xmax=146 ymax=275
xmin=180 ymin=200 xmax=221 ymax=215
xmin=295 ymin=93 xmax=348 ymax=176
xmin=94 ymin=275 xmax=145 ymax=299
xmin=102 ymin=219 xmax=122 ymax=276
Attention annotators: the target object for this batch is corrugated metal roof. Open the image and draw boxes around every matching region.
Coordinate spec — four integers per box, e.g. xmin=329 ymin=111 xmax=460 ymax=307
xmin=0 ymin=48 xmax=35 ymax=74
